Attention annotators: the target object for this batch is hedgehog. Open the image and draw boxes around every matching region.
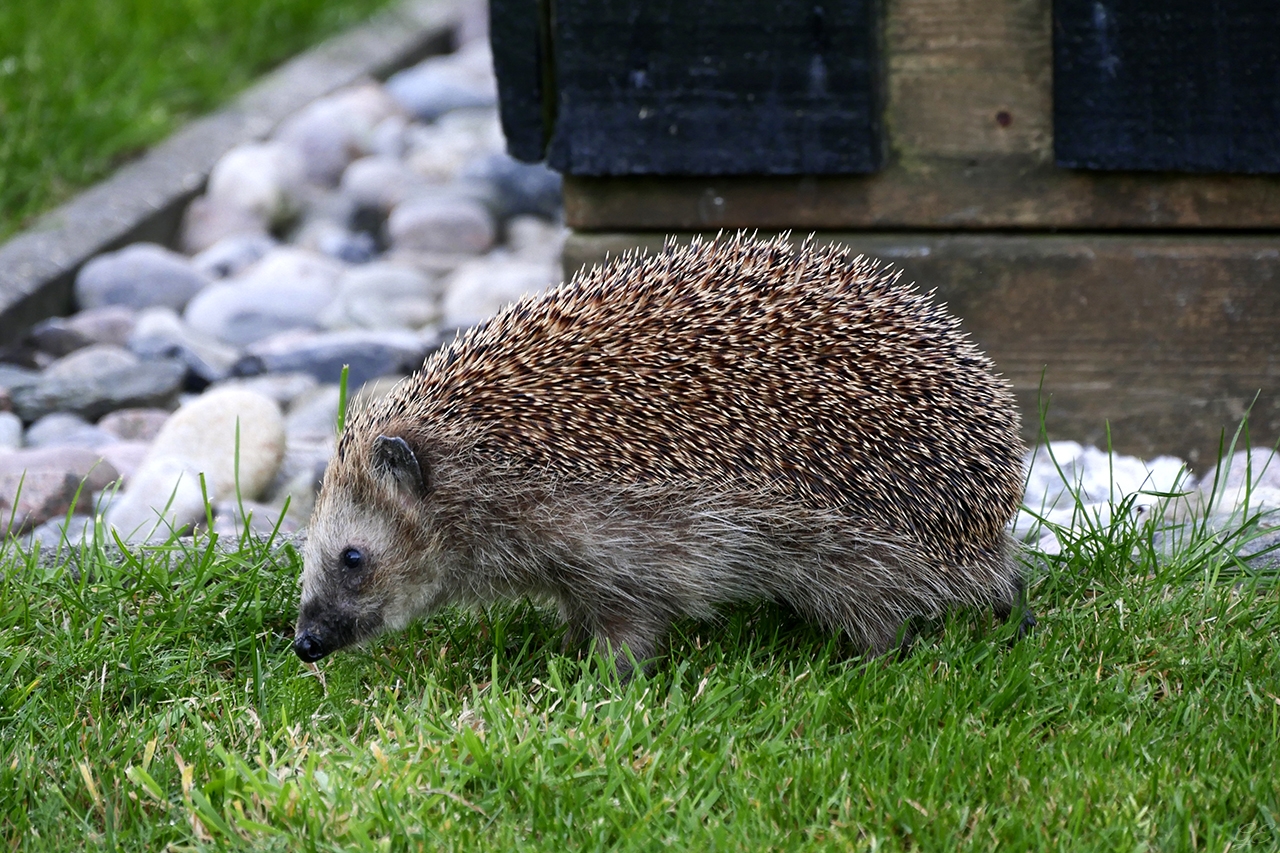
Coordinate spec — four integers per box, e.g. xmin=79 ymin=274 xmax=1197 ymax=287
xmin=293 ymin=233 xmax=1033 ymax=675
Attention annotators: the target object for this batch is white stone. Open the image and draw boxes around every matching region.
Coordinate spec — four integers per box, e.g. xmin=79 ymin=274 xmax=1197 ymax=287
xmin=179 ymin=196 xmax=270 ymax=255
xmin=206 ymin=142 xmax=306 ymax=225
xmin=105 ymin=389 xmax=286 ymax=542
xmin=192 ymin=233 xmax=278 ymax=279
xmin=405 ymin=109 xmax=504 ymax=182
xmin=272 ymin=83 xmax=402 ymax=185
xmin=440 ymin=259 xmax=559 ymax=329
xmin=75 ymin=243 xmax=212 ymax=312
xmin=319 ymin=262 xmax=440 ymax=331
xmin=340 ymin=155 xmax=432 ymax=211
xmin=183 ymin=248 xmax=344 ymax=346
xmin=386 ymin=195 xmax=496 ymax=255
xmin=0 ymin=411 xmax=25 ymax=450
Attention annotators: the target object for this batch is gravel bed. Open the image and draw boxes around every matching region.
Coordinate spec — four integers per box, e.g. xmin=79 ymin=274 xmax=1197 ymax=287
xmin=0 ymin=27 xmax=1276 ymax=563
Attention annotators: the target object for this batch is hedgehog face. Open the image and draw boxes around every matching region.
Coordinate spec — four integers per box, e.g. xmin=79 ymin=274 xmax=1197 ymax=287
xmin=294 ymin=435 xmax=448 ymax=662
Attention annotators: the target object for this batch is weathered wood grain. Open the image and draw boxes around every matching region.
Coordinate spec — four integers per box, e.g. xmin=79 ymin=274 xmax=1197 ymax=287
xmin=1055 ymin=0 xmax=1280 ymax=173
xmin=544 ymin=0 xmax=882 ymax=175
xmin=564 ymin=231 xmax=1280 ymax=467
xmin=561 ymin=0 xmax=1280 ymax=229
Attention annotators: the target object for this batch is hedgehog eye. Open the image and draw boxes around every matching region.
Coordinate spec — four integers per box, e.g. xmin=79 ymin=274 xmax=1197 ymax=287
xmin=339 ymin=547 xmax=365 ymax=571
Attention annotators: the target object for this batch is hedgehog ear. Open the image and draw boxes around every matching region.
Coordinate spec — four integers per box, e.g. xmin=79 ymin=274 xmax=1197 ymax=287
xmin=371 ymin=435 xmax=429 ymax=498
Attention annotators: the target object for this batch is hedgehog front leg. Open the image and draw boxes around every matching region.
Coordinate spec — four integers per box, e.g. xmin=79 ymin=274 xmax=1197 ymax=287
xmin=591 ymin=612 xmax=668 ymax=682
xmin=993 ymin=574 xmax=1037 ymax=640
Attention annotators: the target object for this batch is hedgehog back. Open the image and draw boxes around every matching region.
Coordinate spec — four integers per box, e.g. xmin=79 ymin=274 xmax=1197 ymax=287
xmin=352 ymin=236 xmax=1024 ymax=563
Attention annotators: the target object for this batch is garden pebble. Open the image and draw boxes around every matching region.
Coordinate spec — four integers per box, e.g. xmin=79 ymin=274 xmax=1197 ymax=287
xmin=74 ymin=243 xmax=212 ymax=312
xmin=98 ymin=441 xmax=151 ymax=485
xmin=180 ymin=195 xmax=269 ymax=255
xmin=26 ymin=318 xmax=92 ymax=359
xmin=340 ymin=155 xmax=432 ymax=212
xmin=24 ymin=413 xmax=115 ymax=450
xmin=211 ymin=372 xmax=319 ymax=408
xmin=191 ymin=233 xmax=278 ymax=280
xmin=238 ymin=328 xmax=426 ymax=387
xmin=440 ymin=258 xmax=558 ymax=329
xmin=130 ymin=307 xmax=242 ymax=384
xmin=460 ymin=153 xmax=563 ymax=221
xmin=319 ymin=262 xmax=439 ymax=331
xmin=272 ymin=83 xmax=402 ymax=185
xmin=183 ymin=248 xmax=344 ymax=346
xmin=104 ymin=389 xmax=285 ymax=541
xmin=11 ymin=355 xmax=185 ymax=422
xmin=0 ymin=412 xmax=24 ymax=450
xmin=97 ymin=408 xmax=170 ymax=442
xmin=206 ymin=142 xmax=306 ymax=225
xmin=385 ymin=42 xmax=497 ymax=121
xmin=386 ymin=194 xmax=496 ymax=254
xmin=63 ymin=307 xmax=137 ymax=348
xmin=0 ymin=447 xmax=120 ymax=534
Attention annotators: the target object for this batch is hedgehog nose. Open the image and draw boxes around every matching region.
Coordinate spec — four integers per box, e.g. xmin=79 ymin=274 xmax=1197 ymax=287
xmin=293 ymin=630 xmax=330 ymax=662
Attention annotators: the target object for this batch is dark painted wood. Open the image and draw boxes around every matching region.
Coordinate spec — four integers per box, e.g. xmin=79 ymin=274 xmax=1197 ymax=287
xmin=543 ymin=0 xmax=882 ymax=175
xmin=489 ymin=0 xmax=548 ymax=162
xmin=1054 ymin=0 xmax=1280 ymax=173
xmin=565 ymin=231 xmax=1280 ymax=468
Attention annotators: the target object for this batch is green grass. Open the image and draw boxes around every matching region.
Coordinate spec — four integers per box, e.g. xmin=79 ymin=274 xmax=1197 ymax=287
xmin=1 ymin=475 xmax=1279 ymax=851
xmin=0 ymin=0 xmax=398 ymax=241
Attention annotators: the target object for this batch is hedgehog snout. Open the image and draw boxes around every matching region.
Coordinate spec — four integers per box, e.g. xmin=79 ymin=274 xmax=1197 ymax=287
xmin=293 ymin=629 xmax=329 ymax=662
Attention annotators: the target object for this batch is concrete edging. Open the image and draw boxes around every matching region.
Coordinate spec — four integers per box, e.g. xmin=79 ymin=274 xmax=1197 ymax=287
xmin=0 ymin=0 xmax=462 ymax=343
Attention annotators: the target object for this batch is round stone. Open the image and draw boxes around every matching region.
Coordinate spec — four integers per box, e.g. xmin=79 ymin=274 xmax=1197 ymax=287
xmin=319 ymin=262 xmax=440 ymax=331
xmin=440 ymin=259 xmax=559 ymax=329
xmin=386 ymin=194 xmax=496 ymax=255
xmin=75 ymin=243 xmax=213 ymax=312
xmin=206 ymin=142 xmax=306 ymax=225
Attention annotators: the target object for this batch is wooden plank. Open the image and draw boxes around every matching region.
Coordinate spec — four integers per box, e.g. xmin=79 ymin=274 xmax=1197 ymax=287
xmin=544 ymin=0 xmax=881 ymax=175
xmin=564 ymin=231 xmax=1280 ymax=468
xmin=561 ymin=0 xmax=1280 ymax=229
xmin=488 ymin=0 xmax=548 ymax=162
xmin=1055 ymin=0 xmax=1280 ymax=173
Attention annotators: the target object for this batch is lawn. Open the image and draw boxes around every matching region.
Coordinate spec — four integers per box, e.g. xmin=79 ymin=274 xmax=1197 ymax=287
xmin=1 ymin=468 xmax=1278 ymax=851
xmin=0 ymin=0 xmax=398 ymax=242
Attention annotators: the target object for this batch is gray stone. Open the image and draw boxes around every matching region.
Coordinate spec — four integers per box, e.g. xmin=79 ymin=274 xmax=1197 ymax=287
xmin=460 ymin=153 xmax=563 ymax=221
xmin=63 ymin=306 xmax=137 ymax=348
xmin=10 ymin=356 xmax=186 ymax=422
xmin=25 ymin=413 xmax=116 ymax=449
xmin=405 ymin=109 xmax=505 ymax=182
xmin=210 ymin=372 xmax=319 ymax=408
xmin=385 ymin=44 xmax=498 ymax=121
xmin=386 ymin=194 xmax=495 ymax=254
xmin=0 ymin=365 xmax=38 ymax=396
xmin=183 ymin=248 xmax=344 ymax=346
xmin=340 ymin=155 xmax=431 ymax=211
xmin=26 ymin=318 xmax=92 ymax=358
xmin=272 ymin=83 xmax=402 ymax=185
xmin=74 ymin=243 xmax=213 ymax=312
xmin=284 ymin=385 xmax=341 ymax=438
xmin=0 ymin=447 xmax=121 ymax=534
xmin=441 ymin=259 xmax=559 ymax=329
xmin=26 ymin=514 xmax=96 ymax=550
xmin=319 ymin=262 xmax=440 ymax=331
xmin=507 ymin=215 xmax=569 ymax=264
xmin=192 ymin=233 xmax=278 ymax=279
xmin=292 ymin=218 xmax=378 ymax=264
xmin=368 ymin=114 xmax=410 ymax=160
xmin=179 ymin=195 xmax=270 ymax=255
xmin=0 ymin=411 xmax=24 ymax=450
xmin=43 ymin=344 xmax=139 ymax=380
xmin=129 ymin=307 xmax=242 ymax=383
xmin=97 ymin=408 xmax=170 ymax=442
xmin=206 ymin=142 xmax=306 ymax=225
xmin=239 ymin=328 xmax=425 ymax=387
